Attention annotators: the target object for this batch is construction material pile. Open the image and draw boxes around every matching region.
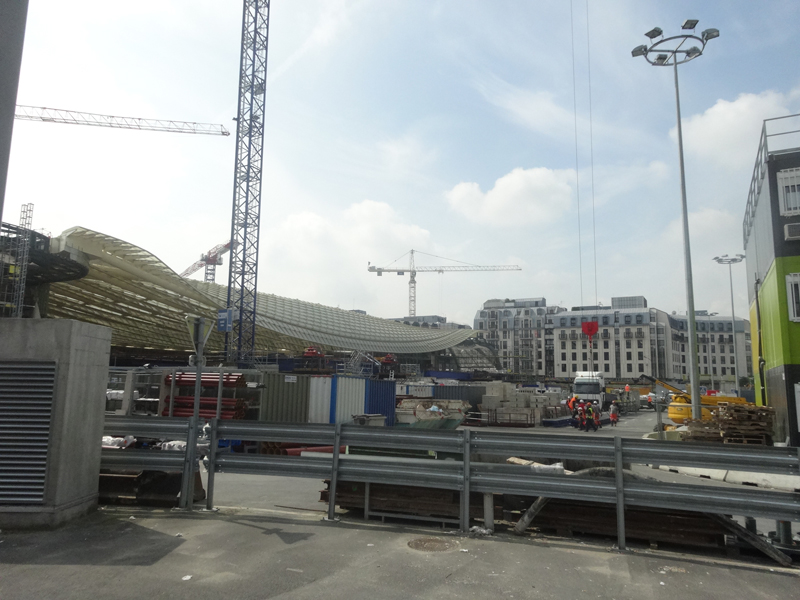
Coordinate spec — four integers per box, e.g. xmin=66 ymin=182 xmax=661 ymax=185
xmin=717 ymin=402 xmax=775 ymax=445
xmin=684 ymin=402 xmax=775 ymax=445
xmin=478 ymin=382 xmax=565 ymax=426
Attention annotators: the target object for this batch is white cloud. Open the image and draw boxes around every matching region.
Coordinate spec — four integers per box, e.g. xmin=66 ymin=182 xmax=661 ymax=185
xmin=445 ymin=167 xmax=574 ymax=226
xmin=675 ymin=89 xmax=798 ymax=172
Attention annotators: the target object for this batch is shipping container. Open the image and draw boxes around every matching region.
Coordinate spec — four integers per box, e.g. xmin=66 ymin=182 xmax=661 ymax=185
xmin=364 ymin=379 xmax=396 ymax=426
xmin=260 ymin=373 xmax=310 ymax=423
xmin=396 ymin=383 xmax=435 ymax=397
xmin=308 ymin=376 xmax=332 ymax=423
xmin=331 ymin=376 xmax=366 ymax=423
xmin=424 ymin=370 xmax=472 ymax=381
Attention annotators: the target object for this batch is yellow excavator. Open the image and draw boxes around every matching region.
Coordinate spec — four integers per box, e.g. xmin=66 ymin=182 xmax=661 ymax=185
xmin=635 ymin=375 xmax=747 ymax=424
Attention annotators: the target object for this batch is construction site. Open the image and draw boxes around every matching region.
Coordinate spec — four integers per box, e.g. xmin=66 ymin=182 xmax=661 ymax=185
xmin=1 ymin=2 xmax=800 ymax=598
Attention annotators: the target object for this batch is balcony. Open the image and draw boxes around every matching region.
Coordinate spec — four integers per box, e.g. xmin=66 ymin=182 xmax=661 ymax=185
xmin=601 ymin=331 xmax=610 ymax=339
xmin=623 ymin=331 xmax=633 ymax=339
xmin=558 ymin=333 xmax=567 ymax=340
xmin=635 ymin=331 xmax=644 ymax=339
xmin=569 ymin=332 xmax=578 ymax=340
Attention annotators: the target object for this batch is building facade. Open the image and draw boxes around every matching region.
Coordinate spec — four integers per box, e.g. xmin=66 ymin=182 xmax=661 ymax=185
xmin=475 ymin=296 xmax=751 ymax=386
xmin=473 ymin=298 xmax=565 ymax=377
xmin=742 ymin=113 xmax=800 ymax=445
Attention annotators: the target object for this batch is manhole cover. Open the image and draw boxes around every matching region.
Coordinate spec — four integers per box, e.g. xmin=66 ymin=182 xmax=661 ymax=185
xmin=407 ymin=537 xmax=457 ymax=552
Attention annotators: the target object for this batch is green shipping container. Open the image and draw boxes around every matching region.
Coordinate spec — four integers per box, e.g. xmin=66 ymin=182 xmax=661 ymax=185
xmin=260 ymin=373 xmax=310 ymax=423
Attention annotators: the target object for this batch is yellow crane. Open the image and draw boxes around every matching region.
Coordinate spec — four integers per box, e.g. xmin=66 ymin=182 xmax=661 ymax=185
xmin=368 ymin=249 xmax=521 ymax=317
xmin=636 ymin=375 xmax=747 ymax=424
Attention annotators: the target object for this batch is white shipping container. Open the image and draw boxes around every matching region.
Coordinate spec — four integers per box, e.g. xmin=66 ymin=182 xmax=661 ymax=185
xmin=333 ymin=376 xmax=366 ymax=423
xmin=308 ymin=376 xmax=332 ymax=423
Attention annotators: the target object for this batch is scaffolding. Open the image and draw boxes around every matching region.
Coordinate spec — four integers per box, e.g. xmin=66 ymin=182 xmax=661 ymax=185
xmin=0 ymin=204 xmax=33 ymax=318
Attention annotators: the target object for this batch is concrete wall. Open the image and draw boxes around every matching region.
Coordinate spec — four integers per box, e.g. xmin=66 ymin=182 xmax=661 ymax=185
xmin=0 ymin=319 xmax=111 ymax=528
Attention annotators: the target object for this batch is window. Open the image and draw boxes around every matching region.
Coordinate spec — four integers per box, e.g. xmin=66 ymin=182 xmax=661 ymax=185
xmin=604 ymin=364 xmax=610 ymax=372
xmin=729 ymin=345 xmax=734 ymax=354
xmin=604 ymin=352 xmax=609 ymax=360
xmin=721 ymin=356 xmax=726 ymax=364
xmin=603 ymin=340 xmax=609 ymax=349
xmin=638 ymin=352 xmax=644 ymax=360
xmin=721 ymin=367 xmax=727 ymax=376
xmin=711 ymin=345 xmax=715 ymax=353
xmin=582 ymin=352 xmax=587 ymax=360
xmin=561 ymin=353 xmax=566 ymax=361
xmin=624 ymin=315 xmax=632 ymax=324
xmin=602 ymin=316 xmax=609 ymax=325
xmin=787 ymin=273 xmax=800 ymax=322
xmin=626 ymin=352 xmax=632 ymax=360
xmin=635 ymin=314 xmax=643 ymax=324
xmin=502 ymin=341 xmax=507 ymax=349
xmin=726 ymin=322 xmax=732 ymax=331
xmin=560 ymin=318 xmax=567 ymax=326
xmin=572 ymin=352 xmax=577 ymax=361
xmin=593 ymin=352 xmax=598 ymax=361
xmin=537 ymin=361 xmax=542 ymax=370
xmin=571 ymin=341 xmax=577 ymax=349
xmin=731 ymin=367 xmax=735 ymax=376
xmin=704 ymin=367 xmax=708 ymax=374
xmin=561 ymin=364 xmax=567 ymax=373
xmin=582 ymin=364 xmax=588 ymax=371
xmin=478 ymin=322 xmax=484 ymax=330
xmin=712 ymin=367 xmax=717 ymax=375
xmin=561 ymin=341 xmax=566 ymax=350
xmin=638 ymin=363 xmax=644 ymax=372
xmin=582 ymin=342 xmax=587 ymax=349
xmin=703 ymin=356 xmax=707 ymax=364
xmin=702 ymin=345 xmax=707 ymax=353
xmin=637 ymin=340 xmax=643 ymax=348
xmin=570 ymin=317 xmax=577 ymax=326
xmin=572 ymin=364 xmax=577 ymax=372
xmin=712 ymin=357 xmax=717 ymax=364
xmin=626 ymin=340 xmax=631 ymax=349
xmin=626 ymin=364 xmax=632 ymax=372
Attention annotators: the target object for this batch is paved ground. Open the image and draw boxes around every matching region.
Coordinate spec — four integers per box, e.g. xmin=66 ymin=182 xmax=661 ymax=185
xmin=3 ymin=411 xmax=797 ymax=599
xmin=475 ymin=408 xmax=661 ymax=439
xmin=1 ymin=502 xmax=798 ymax=600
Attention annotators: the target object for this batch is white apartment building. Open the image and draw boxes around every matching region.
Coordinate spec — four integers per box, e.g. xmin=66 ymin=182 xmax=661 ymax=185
xmin=475 ymin=295 xmax=752 ymax=386
xmin=472 ymin=298 xmax=566 ymax=377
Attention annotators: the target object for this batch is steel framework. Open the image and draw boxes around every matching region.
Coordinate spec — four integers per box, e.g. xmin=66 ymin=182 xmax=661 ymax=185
xmin=226 ymin=0 xmax=270 ymax=365
xmin=15 ymin=105 xmax=230 ymax=136
xmin=180 ymin=240 xmax=233 ymax=283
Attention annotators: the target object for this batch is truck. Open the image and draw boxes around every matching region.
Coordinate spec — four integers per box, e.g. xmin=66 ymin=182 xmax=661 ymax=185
xmin=573 ymin=371 xmax=605 ymax=408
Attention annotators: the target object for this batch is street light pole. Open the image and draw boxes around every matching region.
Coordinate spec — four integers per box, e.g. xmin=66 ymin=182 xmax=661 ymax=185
xmin=632 ymin=20 xmax=719 ymax=420
xmin=714 ymin=254 xmax=745 ymax=392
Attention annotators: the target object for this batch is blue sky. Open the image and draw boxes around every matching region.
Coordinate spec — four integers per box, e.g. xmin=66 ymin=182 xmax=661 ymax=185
xmin=6 ymin=0 xmax=800 ymax=326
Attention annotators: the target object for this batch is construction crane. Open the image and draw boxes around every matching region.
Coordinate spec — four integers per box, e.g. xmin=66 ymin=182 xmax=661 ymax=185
xmin=14 ymin=105 xmax=230 ymax=136
xmin=368 ymin=249 xmax=522 ymax=317
xmin=180 ymin=241 xmax=234 ymax=283
xmin=225 ymin=0 xmax=270 ymax=365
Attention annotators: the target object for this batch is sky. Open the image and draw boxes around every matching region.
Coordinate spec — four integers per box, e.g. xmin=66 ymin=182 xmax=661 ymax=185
xmin=6 ymin=0 xmax=800 ymax=327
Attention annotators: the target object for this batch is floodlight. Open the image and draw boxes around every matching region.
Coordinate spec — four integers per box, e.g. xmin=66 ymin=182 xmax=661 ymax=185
xmin=702 ymin=28 xmax=719 ymax=41
xmin=645 ymin=27 xmax=663 ymax=39
xmin=682 ymin=19 xmax=699 ymax=30
xmin=654 ymin=54 xmax=669 ymax=65
xmin=631 ymin=45 xmax=648 ymax=57
xmin=685 ymin=46 xmax=702 ymax=58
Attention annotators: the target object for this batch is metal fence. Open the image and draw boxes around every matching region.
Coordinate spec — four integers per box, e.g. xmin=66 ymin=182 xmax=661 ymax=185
xmin=100 ymin=415 xmax=197 ymax=508
xmin=103 ymin=416 xmax=800 ymax=549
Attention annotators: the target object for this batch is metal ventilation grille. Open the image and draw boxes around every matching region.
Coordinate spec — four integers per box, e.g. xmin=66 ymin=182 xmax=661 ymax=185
xmin=0 ymin=362 xmax=56 ymax=504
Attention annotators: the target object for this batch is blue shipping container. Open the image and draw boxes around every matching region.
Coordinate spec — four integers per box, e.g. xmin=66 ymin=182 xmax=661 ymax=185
xmin=365 ymin=379 xmax=396 ymax=426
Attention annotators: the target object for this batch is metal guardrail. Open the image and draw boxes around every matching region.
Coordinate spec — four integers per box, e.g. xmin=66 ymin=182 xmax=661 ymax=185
xmin=105 ymin=416 xmax=800 ymax=550
xmin=100 ymin=415 xmax=195 ymax=508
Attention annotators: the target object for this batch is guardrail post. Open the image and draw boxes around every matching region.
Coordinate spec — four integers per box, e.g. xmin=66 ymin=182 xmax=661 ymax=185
xmin=205 ymin=418 xmax=218 ymax=511
xmin=614 ymin=436 xmax=626 ymax=550
xmin=460 ymin=429 xmax=471 ymax=533
xmin=326 ymin=423 xmax=342 ymax=521
xmin=179 ymin=416 xmax=197 ymax=509
xmin=483 ymin=493 xmax=494 ymax=533
xmin=364 ymin=482 xmax=370 ymax=521
xmin=655 ymin=398 xmax=665 ymax=441
xmin=168 ymin=368 xmax=176 ymax=417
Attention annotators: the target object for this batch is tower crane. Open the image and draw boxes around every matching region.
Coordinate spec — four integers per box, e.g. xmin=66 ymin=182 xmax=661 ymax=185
xmin=180 ymin=241 xmax=234 ymax=283
xmin=368 ymin=249 xmax=522 ymax=318
xmin=14 ymin=105 xmax=230 ymax=136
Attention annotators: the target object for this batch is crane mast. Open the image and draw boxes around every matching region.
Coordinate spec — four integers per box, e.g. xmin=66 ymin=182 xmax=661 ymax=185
xmin=226 ymin=0 xmax=270 ymax=365
xmin=15 ymin=105 xmax=230 ymax=136
xmin=368 ymin=249 xmax=522 ymax=317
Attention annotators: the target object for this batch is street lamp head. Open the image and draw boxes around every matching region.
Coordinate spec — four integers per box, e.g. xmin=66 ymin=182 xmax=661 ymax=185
xmin=631 ymin=44 xmax=648 ymax=58
xmin=682 ymin=19 xmax=699 ymax=30
xmin=645 ymin=27 xmax=663 ymax=39
xmin=701 ymin=28 xmax=720 ymax=41
xmin=685 ymin=46 xmax=702 ymax=59
xmin=654 ymin=54 xmax=669 ymax=65
xmin=736 ymin=253 xmax=745 ymax=260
